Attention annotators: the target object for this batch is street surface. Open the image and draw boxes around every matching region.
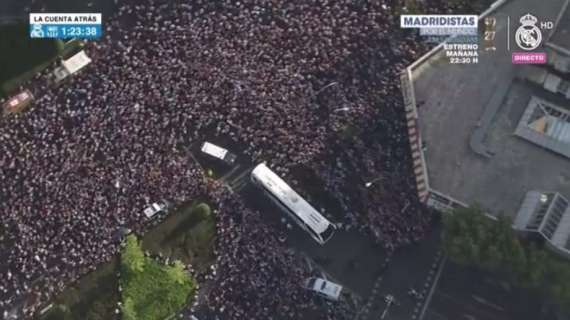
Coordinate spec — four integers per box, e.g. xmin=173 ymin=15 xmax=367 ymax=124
xmin=423 ymin=262 xmax=550 ymax=320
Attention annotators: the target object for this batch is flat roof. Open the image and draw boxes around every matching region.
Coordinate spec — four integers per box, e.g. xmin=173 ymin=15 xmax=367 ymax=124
xmin=413 ymin=0 xmax=570 ymax=217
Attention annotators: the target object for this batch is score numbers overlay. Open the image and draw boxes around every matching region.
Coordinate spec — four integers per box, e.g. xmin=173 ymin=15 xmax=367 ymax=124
xmin=29 ymin=13 xmax=102 ymax=40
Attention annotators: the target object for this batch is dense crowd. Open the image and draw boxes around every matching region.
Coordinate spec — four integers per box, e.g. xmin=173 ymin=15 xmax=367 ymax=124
xmin=308 ymin=84 xmax=434 ymax=250
xmin=0 ymin=0 xmax=458 ymax=318
xmin=207 ymin=187 xmax=313 ymax=319
xmin=208 ymin=186 xmax=357 ymax=320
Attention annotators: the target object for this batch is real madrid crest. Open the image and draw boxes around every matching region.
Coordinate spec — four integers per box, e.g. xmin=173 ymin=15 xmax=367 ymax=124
xmin=515 ymin=14 xmax=542 ymax=51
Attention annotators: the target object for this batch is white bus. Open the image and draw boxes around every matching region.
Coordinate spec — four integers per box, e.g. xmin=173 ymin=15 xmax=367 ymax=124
xmin=251 ymin=163 xmax=336 ymax=245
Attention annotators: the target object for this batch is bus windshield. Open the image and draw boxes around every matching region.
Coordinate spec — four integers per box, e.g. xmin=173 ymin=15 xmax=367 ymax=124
xmin=320 ymin=224 xmax=336 ymax=243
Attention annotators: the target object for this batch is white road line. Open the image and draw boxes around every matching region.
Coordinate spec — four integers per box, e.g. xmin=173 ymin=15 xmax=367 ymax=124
xmin=418 ymin=256 xmax=446 ymax=320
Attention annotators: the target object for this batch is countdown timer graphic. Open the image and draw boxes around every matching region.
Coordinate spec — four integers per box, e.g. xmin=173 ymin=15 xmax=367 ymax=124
xmin=29 ymin=13 xmax=102 ymax=40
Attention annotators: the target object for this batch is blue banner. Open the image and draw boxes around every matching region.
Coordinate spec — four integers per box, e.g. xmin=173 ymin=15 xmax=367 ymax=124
xmin=29 ymin=24 xmax=102 ymax=40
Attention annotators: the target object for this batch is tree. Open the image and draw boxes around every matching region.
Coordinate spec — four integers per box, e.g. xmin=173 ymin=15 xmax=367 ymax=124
xmin=504 ymin=238 xmax=527 ymax=283
xmin=192 ymin=203 xmax=212 ymax=221
xmin=120 ymin=242 xmax=196 ymax=320
xmin=122 ymin=297 xmax=137 ymax=320
xmin=166 ymin=260 xmax=189 ymax=285
xmin=443 ymin=206 xmax=486 ymax=265
xmin=521 ymin=246 xmax=548 ymax=289
xmin=86 ymin=301 xmax=108 ymax=320
xmin=444 ymin=206 xmax=570 ymax=312
xmin=481 ymin=244 xmax=502 ymax=271
xmin=122 ymin=235 xmax=145 ymax=274
xmin=43 ymin=305 xmax=72 ymax=320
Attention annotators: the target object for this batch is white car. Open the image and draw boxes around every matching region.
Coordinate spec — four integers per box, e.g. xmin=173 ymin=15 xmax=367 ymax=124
xmin=143 ymin=202 xmax=168 ymax=218
xmin=304 ymin=277 xmax=343 ymax=301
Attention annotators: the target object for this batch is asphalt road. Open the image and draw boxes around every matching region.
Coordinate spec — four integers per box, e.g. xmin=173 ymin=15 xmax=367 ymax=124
xmin=423 ymin=262 xmax=548 ymax=320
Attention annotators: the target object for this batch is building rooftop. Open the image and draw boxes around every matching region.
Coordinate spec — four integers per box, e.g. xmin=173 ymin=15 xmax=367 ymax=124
xmin=514 ymin=191 xmax=570 ymax=257
xmin=412 ymin=0 xmax=570 ymax=217
xmin=514 ymin=96 xmax=570 ymax=158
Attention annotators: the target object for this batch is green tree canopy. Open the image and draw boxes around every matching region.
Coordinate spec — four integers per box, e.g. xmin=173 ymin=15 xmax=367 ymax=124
xmin=122 ymin=235 xmax=145 ymax=274
xmin=122 ymin=297 xmax=137 ymax=320
xmin=120 ymin=235 xmax=197 ymax=320
xmin=43 ymin=305 xmax=72 ymax=320
xmin=443 ymin=206 xmax=570 ymax=312
xmin=167 ymin=260 xmax=189 ymax=285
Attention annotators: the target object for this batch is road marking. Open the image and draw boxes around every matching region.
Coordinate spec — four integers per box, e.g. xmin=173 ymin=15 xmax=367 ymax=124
xmin=219 ymin=164 xmax=241 ymax=181
xmin=354 ymin=257 xmax=391 ymax=320
xmin=418 ymin=256 xmax=446 ymax=320
xmin=507 ymin=16 xmax=510 ymax=51
xmin=471 ymin=295 xmax=505 ymax=311
xmin=435 ymin=292 xmax=506 ymax=320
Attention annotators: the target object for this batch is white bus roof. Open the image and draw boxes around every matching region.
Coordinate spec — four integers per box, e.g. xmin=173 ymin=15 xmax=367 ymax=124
xmin=251 ymin=163 xmax=330 ymax=234
xmin=201 ymin=142 xmax=228 ymax=160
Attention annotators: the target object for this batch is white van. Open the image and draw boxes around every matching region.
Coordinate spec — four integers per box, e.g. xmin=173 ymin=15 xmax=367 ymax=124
xmin=304 ymin=277 xmax=343 ymax=301
xmin=200 ymin=142 xmax=237 ymax=165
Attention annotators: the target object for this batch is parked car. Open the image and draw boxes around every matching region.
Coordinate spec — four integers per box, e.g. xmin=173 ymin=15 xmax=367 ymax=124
xmin=303 ymin=277 xmax=343 ymax=301
xmin=143 ymin=201 xmax=169 ymax=218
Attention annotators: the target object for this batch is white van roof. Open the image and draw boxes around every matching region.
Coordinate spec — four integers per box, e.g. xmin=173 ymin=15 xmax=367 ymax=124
xmin=201 ymin=142 xmax=228 ymax=160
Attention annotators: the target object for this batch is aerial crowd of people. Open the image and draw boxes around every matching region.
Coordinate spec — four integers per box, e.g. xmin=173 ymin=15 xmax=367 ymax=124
xmin=208 ymin=187 xmax=327 ymax=319
xmin=0 ymin=0 xmax=464 ymax=318
xmin=203 ymin=186 xmax=359 ymax=320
